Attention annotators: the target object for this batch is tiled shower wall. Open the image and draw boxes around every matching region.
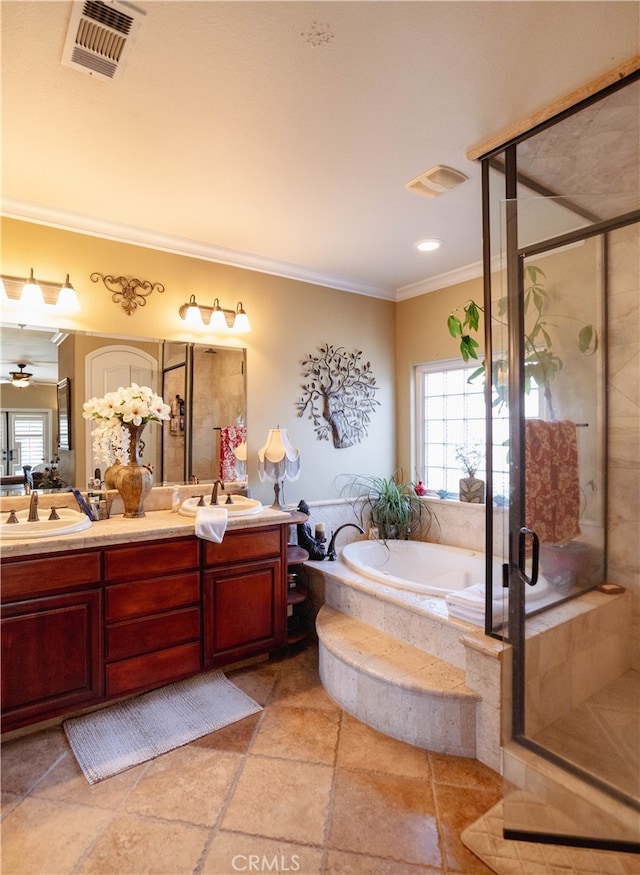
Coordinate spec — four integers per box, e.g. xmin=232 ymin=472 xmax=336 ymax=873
xmin=608 ymin=222 xmax=640 ymax=671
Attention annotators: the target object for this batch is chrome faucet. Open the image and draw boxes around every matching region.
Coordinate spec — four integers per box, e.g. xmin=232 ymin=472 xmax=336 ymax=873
xmin=326 ymin=523 xmax=364 ymax=561
xmin=28 ymin=490 xmax=39 ymax=522
xmin=210 ymin=479 xmax=225 ymax=505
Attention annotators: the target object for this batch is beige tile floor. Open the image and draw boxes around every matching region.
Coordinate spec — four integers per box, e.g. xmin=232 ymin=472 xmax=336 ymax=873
xmin=1 ymin=643 xmax=502 ymax=875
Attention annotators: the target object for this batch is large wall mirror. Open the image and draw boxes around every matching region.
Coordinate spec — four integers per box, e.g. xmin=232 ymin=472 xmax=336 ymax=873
xmin=0 ymin=324 xmax=247 ymax=492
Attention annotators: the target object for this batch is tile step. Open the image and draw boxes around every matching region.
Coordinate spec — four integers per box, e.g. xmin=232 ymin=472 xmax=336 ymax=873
xmin=316 ymin=604 xmax=479 ymax=755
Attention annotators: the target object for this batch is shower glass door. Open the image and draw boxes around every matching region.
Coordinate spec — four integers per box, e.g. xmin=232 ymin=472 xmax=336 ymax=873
xmin=499 ymin=192 xmax=639 ymax=849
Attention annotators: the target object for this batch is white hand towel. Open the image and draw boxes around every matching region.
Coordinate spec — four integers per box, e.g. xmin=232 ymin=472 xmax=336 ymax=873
xmin=445 ymin=582 xmax=507 ymax=626
xmin=195 ymin=506 xmax=228 ymax=543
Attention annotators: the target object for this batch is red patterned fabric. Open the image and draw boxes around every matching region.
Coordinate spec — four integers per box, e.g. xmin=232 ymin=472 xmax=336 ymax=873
xmin=525 ymin=419 xmax=581 ymax=545
xmin=219 ymin=426 xmax=247 ymax=480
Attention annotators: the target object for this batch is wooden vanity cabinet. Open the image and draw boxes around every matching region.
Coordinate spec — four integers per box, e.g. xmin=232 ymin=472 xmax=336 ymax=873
xmin=203 ymin=526 xmax=287 ymax=666
xmin=103 ymin=538 xmax=202 ymax=698
xmin=1 ymin=520 xmax=296 ymax=732
xmin=1 ymin=551 xmax=103 ymax=731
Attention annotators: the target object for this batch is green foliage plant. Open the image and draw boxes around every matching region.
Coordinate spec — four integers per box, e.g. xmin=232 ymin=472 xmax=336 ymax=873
xmin=447 ymin=266 xmax=598 ymax=419
xmin=338 ymin=473 xmax=436 ymax=541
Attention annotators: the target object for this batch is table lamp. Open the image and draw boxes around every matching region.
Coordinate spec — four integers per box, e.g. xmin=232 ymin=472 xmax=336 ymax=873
xmin=257 ymin=427 xmax=301 ymax=510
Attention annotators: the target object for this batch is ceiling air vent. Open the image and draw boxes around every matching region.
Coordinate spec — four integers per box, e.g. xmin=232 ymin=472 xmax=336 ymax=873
xmin=405 ymin=165 xmax=468 ymax=198
xmin=61 ymin=0 xmax=145 ymax=81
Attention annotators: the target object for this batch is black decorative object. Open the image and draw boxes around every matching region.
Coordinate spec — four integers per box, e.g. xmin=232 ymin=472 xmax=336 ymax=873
xmin=296 ymin=343 xmax=380 ymax=448
xmin=296 ymin=500 xmax=326 ymax=560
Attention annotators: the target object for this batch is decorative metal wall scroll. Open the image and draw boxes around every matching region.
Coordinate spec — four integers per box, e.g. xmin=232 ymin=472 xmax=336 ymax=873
xmin=296 ymin=343 xmax=380 ymax=448
xmin=90 ymin=272 xmax=165 ymax=316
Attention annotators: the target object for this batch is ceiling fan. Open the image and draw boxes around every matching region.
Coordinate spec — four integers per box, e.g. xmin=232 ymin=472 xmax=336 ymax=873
xmin=7 ymin=363 xmax=33 ymax=388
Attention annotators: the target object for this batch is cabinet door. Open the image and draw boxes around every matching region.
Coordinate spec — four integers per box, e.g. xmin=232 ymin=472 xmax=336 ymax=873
xmin=204 ymin=559 xmax=284 ymax=666
xmin=1 ymin=590 xmax=103 ymax=731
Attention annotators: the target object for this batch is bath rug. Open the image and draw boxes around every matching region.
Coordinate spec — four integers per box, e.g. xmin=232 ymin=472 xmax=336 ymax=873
xmin=63 ymin=670 xmax=262 ymax=784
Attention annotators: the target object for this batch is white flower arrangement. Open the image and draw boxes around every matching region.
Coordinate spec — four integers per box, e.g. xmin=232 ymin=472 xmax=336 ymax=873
xmin=83 ymin=383 xmax=171 ymax=467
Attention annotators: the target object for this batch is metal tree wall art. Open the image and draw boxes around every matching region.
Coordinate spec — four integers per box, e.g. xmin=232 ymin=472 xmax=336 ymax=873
xmin=296 ymin=343 xmax=380 ymax=448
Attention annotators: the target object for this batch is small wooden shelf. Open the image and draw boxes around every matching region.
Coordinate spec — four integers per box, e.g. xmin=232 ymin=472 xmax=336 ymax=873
xmin=287 ymin=586 xmax=309 ymax=606
xmin=286 ymin=544 xmax=311 ymax=647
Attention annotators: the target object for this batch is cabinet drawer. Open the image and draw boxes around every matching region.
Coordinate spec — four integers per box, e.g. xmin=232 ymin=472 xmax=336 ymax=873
xmin=104 ymin=539 xmax=199 ymax=582
xmin=1 ymin=552 xmax=101 ymax=602
xmin=106 ymin=606 xmax=201 ymax=661
xmin=106 ymin=571 xmax=200 ymax=621
xmin=106 ymin=641 xmax=202 ymax=698
xmin=203 ymin=527 xmax=281 ymax=566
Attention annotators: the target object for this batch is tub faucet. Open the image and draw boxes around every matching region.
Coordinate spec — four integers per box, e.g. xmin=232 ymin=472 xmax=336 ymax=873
xmin=210 ymin=479 xmax=225 ymax=505
xmin=28 ymin=490 xmax=39 ymax=522
xmin=326 ymin=523 xmax=364 ymax=561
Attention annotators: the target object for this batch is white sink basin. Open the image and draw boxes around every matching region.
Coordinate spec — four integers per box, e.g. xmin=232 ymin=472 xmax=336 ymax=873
xmin=179 ymin=495 xmax=263 ymax=518
xmin=1 ymin=507 xmax=92 ymax=539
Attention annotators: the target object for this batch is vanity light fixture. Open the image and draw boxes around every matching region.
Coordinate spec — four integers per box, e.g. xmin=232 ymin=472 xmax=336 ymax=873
xmin=1 ymin=270 xmax=82 ymax=312
xmin=178 ymin=297 xmax=252 ymax=333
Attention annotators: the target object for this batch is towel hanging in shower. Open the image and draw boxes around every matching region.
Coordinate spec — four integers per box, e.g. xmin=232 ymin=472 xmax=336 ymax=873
xmin=525 ymin=419 xmax=581 ymax=545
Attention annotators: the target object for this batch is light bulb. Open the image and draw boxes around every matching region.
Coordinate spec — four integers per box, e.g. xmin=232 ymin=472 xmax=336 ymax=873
xmin=183 ymin=295 xmax=203 ymax=326
xmin=233 ymin=302 xmax=251 ymax=333
xmin=56 ymin=274 xmax=80 ymax=312
xmin=210 ymin=299 xmax=228 ymax=331
xmin=21 ymin=268 xmax=44 ymax=306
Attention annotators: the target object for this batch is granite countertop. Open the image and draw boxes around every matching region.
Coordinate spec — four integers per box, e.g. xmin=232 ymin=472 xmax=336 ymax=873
xmin=0 ymin=505 xmax=298 ymax=559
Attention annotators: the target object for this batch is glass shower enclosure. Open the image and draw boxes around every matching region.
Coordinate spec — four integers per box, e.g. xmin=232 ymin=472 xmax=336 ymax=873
xmin=479 ymin=72 xmax=639 ymax=850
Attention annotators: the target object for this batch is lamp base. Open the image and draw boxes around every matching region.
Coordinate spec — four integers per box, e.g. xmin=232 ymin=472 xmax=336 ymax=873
xmin=271 ymin=481 xmax=289 ymax=511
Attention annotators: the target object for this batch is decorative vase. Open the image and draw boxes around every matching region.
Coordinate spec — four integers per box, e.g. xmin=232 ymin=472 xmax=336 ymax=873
xmin=459 ymin=476 xmax=485 ymax=503
xmin=115 ymin=423 xmax=154 ymax=518
xmin=104 ymin=463 xmax=123 ymax=489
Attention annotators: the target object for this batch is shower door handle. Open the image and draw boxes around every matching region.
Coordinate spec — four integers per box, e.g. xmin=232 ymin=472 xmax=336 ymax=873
xmin=518 ymin=526 xmax=539 ymax=586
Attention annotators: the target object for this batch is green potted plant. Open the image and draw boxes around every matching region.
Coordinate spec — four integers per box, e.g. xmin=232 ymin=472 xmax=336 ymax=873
xmin=338 ymin=473 xmax=436 ymax=540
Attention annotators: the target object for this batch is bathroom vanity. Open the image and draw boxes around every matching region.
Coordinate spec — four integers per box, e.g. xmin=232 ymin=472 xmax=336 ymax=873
xmin=1 ymin=505 xmax=304 ymax=733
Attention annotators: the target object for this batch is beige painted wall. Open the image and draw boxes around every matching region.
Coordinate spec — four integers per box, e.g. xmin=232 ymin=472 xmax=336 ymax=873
xmin=1 ymin=217 xmax=395 ymax=505
xmin=395 ymin=276 xmax=484 ymax=482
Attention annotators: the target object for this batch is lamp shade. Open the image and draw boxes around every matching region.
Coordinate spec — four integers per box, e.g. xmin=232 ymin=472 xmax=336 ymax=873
xmin=56 ymin=274 xmax=80 ymax=312
xmin=21 ymin=268 xmax=44 ymax=306
xmin=257 ymin=428 xmax=300 ymax=483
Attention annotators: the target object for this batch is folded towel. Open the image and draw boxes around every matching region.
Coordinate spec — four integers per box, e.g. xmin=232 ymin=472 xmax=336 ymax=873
xmin=195 ymin=506 xmax=228 ymax=543
xmin=445 ymin=583 xmax=507 ymax=626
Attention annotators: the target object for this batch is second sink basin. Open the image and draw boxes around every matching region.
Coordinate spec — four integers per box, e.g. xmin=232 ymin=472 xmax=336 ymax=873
xmin=1 ymin=507 xmax=92 ymax=539
xmin=179 ymin=495 xmax=263 ymax=518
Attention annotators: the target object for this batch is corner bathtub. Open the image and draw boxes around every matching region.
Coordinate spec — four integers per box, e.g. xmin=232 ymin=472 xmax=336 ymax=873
xmin=341 ymin=538 xmax=550 ymax=602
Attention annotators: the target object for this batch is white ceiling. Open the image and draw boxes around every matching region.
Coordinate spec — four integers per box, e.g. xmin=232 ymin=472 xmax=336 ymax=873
xmin=1 ymin=0 xmax=639 ymax=304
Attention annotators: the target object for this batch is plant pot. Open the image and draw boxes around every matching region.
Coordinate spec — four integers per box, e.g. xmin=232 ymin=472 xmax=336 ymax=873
xmin=539 ymin=540 xmax=593 ymax=588
xmin=459 ymin=476 xmax=485 ymax=503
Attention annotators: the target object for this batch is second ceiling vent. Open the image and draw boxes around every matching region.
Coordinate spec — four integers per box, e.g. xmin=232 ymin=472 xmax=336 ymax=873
xmin=405 ymin=165 xmax=468 ymax=198
xmin=61 ymin=0 xmax=145 ymax=81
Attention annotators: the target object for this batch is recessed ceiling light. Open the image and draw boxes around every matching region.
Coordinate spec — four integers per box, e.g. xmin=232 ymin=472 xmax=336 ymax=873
xmin=415 ymin=239 xmax=443 ymax=252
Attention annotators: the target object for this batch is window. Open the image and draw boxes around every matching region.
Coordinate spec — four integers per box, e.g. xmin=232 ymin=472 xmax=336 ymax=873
xmin=415 ymin=359 xmax=540 ymax=501
xmin=0 ymin=411 xmax=52 ymax=477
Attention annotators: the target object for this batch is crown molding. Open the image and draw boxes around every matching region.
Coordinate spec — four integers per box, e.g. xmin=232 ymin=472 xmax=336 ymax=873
xmin=396 ymin=260 xmax=484 ymax=300
xmin=1 ymin=198 xmax=394 ymax=301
